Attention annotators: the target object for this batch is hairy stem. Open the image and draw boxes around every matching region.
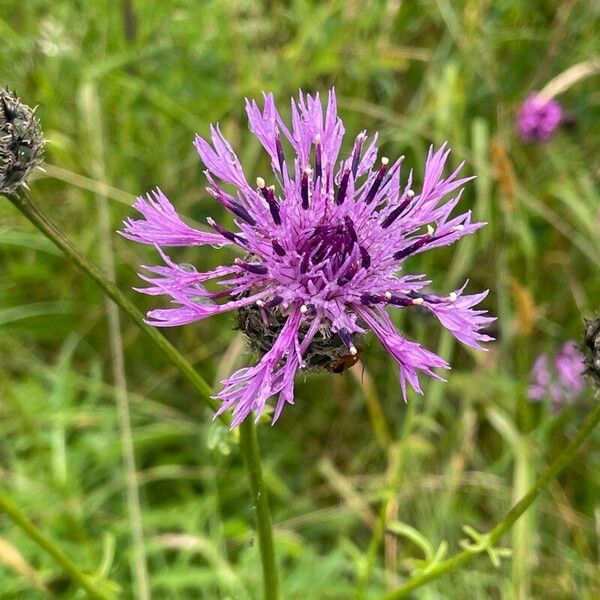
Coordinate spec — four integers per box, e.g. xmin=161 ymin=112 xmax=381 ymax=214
xmin=0 ymin=490 xmax=113 ymax=599
xmin=239 ymin=419 xmax=279 ymax=600
xmin=381 ymin=397 xmax=600 ymax=599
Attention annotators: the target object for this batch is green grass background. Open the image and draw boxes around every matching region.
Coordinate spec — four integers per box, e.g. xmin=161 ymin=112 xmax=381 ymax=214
xmin=1 ymin=1 xmax=599 ymax=598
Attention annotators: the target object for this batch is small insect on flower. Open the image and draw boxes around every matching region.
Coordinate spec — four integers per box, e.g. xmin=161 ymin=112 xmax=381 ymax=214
xmin=330 ymin=346 xmax=362 ymax=374
xmin=121 ymin=89 xmax=494 ymax=427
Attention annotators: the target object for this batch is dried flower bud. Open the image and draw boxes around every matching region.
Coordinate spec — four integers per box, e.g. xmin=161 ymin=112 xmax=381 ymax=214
xmin=0 ymin=89 xmax=44 ymax=193
xmin=583 ymin=316 xmax=600 ymax=388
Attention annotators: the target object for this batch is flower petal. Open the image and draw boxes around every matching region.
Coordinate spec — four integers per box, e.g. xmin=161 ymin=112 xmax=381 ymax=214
xmin=121 ymin=189 xmax=227 ymax=247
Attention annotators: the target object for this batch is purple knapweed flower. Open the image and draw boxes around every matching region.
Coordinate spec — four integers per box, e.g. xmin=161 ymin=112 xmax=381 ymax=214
xmin=517 ymin=93 xmax=563 ymax=142
xmin=528 ymin=341 xmax=586 ymax=409
xmin=122 ymin=89 xmax=494 ymax=426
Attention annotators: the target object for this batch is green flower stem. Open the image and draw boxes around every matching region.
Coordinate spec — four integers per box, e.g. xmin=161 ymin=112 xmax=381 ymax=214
xmin=6 ymin=189 xmax=282 ymax=598
xmin=381 ymin=397 xmax=600 ymax=599
xmin=5 ymin=189 xmax=222 ymax=421
xmin=239 ymin=418 xmax=279 ymax=600
xmin=0 ymin=490 xmax=113 ymax=599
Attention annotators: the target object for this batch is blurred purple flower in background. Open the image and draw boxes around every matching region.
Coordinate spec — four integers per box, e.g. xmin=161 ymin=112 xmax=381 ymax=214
xmin=528 ymin=341 xmax=586 ymax=409
xmin=517 ymin=93 xmax=563 ymax=142
xmin=122 ymin=90 xmax=494 ymax=426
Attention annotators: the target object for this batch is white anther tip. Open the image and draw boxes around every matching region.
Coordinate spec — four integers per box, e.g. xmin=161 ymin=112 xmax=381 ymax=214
xmin=412 ymin=297 xmax=424 ymax=305
xmin=256 ymin=299 xmax=265 ymax=307
xmin=384 ymin=291 xmax=392 ymax=301
xmin=454 ymin=224 xmax=465 ymax=231
xmin=427 ymin=224 xmax=435 ymax=236
xmin=314 ymin=133 xmax=321 ymax=143
xmin=300 ymin=304 xmax=308 ymax=314
xmin=406 ymin=189 xmax=415 ymax=198
xmin=381 ymin=156 xmax=390 ymax=166
xmin=256 ymin=176 xmax=266 ymax=188
xmin=349 ymin=345 xmax=358 ymax=356
xmin=448 ymin=292 xmax=457 ymax=302
xmin=206 ymin=217 xmax=216 ymax=226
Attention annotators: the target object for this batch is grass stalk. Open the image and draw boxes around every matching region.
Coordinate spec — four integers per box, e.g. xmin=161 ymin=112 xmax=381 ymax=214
xmin=511 ymin=438 xmax=533 ymax=599
xmin=0 ymin=490 xmax=114 ymax=599
xmin=79 ymin=80 xmax=150 ymax=600
xmin=380 ymin=396 xmax=600 ymax=599
xmin=355 ymin=403 xmax=414 ymax=598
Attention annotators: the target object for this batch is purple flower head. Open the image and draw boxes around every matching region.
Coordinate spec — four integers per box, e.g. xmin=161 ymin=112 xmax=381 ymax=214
xmin=122 ymin=89 xmax=494 ymax=427
xmin=528 ymin=341 xmax=586 ymax=409
xmin=517 ymin=93 xmax=562 ymax=142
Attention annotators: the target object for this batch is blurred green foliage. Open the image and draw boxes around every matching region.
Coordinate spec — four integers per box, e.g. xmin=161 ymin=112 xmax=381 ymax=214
xmin=0 ymin=0 xmax=599 ymax=598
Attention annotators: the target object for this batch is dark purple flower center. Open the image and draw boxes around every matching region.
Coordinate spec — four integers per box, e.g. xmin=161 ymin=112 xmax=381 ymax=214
xmin=296 ymin=219 xmax=369 ymax=292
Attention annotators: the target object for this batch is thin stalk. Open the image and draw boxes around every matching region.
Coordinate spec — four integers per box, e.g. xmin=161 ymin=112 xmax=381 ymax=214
xmin=511 ymin=438 xmax=532 ymax=600
xmin=120 ymin=0 xmax=137 ymax=43
xmin=356 ymin=403 xmax=414 ymax=598
xmin=102 ymin=255 xmax=150 ymax=600
xmin=4 ymin=189 xmax=221 ymax=420
xmin=0 ymin=490 xmax=113 ymax=600
xmin=79 ymin=79 xmax=150 ymax=599
xmin=380 ymin=396 xmax=600 ymax=599
xmin=355 ymin=488 xmax=393 ymax=599
xmin=239 ymin=419 xmax=279 ymax=600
